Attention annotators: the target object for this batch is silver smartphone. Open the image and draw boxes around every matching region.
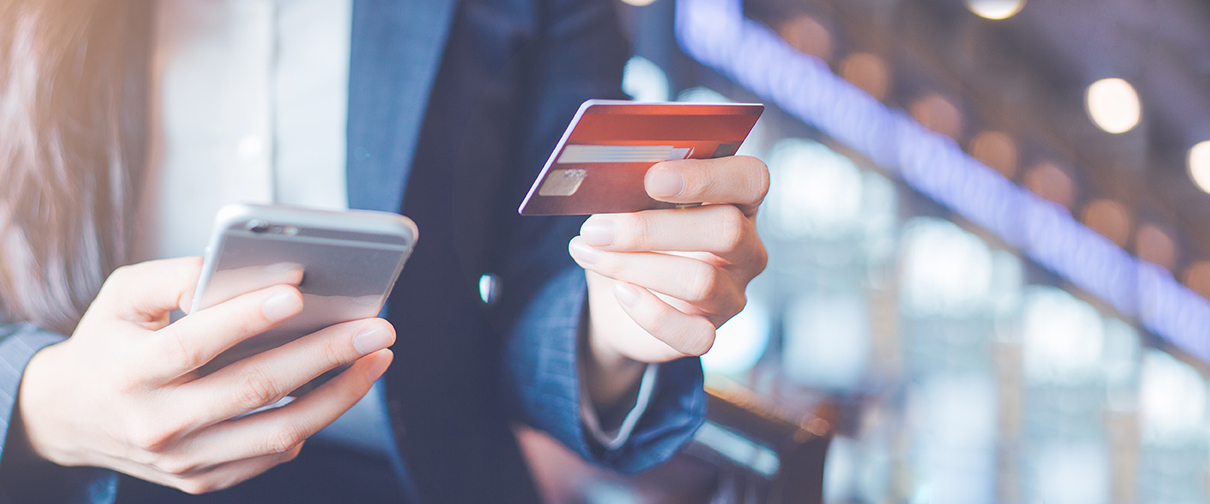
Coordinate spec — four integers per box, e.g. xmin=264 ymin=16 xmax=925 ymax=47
xmin=191 ymin=203 xmax=417 ymax=376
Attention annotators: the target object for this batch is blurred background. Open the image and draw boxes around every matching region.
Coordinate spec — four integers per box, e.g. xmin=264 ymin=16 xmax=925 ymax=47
xmin=517 ymin=0 xmax=1210 ymax=502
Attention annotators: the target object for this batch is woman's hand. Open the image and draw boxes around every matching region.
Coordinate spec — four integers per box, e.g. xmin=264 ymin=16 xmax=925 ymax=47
xmin=570 ymin=156 xmax=769 ymax=409
xmin=17 ymin=257 xmax=394 ymax=494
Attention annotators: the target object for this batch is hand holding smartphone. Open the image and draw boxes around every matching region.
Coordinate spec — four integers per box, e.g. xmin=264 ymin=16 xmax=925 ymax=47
xmin=191 ymin=204 xmax=417 ymax=377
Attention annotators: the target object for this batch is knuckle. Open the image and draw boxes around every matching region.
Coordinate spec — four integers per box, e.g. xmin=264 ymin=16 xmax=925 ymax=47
xmin=113 ymin=365 xmax=151 ymax=395
xmin=685 ymin=326 xmax=716 ymax=356
xmin=161 ymin=327 xmax=205 ymax=372
xmin=234 ymin=366 xmax=283 ymax=411
xmin=261 ymin=424 xmax=304 ymax=455
xmin=720 ymin=294 xmax=747 ymax=323
xmin=717 ymin=206 xmax=747 ymax=252
xmin=280 ymin=442 xmax=305 ymax=463
xmin=685 ymin=264 xmax=720 ymax=302
xmin=754 ymin=244 xmax=769 ymax=273
xmin=128 ymin=420 xmax=179 ymax=452
xmin=154 ymin=454 xmax=201 ymax=477
xmin=319 ymin=333 xmax=350 ymax=370
xmin=622 ymin=212 xmax=653 ymax=249
xmin=178 ymin=478 xmax=215 ymax=495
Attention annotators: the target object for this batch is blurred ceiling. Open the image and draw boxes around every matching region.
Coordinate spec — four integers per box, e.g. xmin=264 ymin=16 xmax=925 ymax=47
xmin=744 ymin=0 xmax=1210 ymax=285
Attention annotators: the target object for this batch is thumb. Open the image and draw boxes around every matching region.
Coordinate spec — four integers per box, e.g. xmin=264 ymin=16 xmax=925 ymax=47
xmin=92 ymin=257 xmax=203 ymax=321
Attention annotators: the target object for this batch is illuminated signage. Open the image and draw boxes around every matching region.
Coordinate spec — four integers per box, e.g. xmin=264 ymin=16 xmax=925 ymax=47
xmin=675 ymin=0 xmax=1210 ymax=363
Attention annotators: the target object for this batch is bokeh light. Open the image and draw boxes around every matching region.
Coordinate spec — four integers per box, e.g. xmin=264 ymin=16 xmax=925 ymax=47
xmin=1183 ymin=261 xmax=1210 ymax=300
xmin=783 ymin=292 xmax=871 ymax=391
xmin=839 ymin=53 xmax=890 ymax=101
xmin=1033 ymin=444 xmax=1111 ymax=504
xmin=969 ymin=130 xmax=1018 ymax=179
xmin=763 ymin=139 xmax=864 ymax=240
xmin=900 ymin=218 xmax=994 ymax=317
xmin=1023 ymin=161 xmax=1076 ymax=208
xmin=676 ymin=86 xmax=729 ymax=103
xmin=911 ymin=375 xmax=999 ymax=504
xmin=621 ymin=56 xmax=669 ymax=102
xmin=1140 ymin=350 xmax=1207 ymax=445
xmin=1085 ymin=78 xmax=1141 ymax=134
xmin=702 ymin=301 xmax=771 ymax=375
xmin=1135 ymin=223 xmax=1177 ymax=271
xmin=779 ymin=15 xmax=833 ymax=62
xmin=620 ymin=0 xmax=658 ymax=7
xmin=910 ymin=94 xmax=963 ymax=140
xmin=1188 ymin=140 xmax=1210 ymax=194
xmin=1022 ymin=287 xmax=1105 ymax=385
xmin=963 ymin=0 xmax=1027 ymax=20
xmin=1081 ymin=199 xmax=1132 ymax=246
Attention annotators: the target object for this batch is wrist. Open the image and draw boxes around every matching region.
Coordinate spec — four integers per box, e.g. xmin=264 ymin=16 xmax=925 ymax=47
xmin=16 ymin=344 xmax=76 ymax=468
xmin=581 ymin=313 xmax=647 ymax=415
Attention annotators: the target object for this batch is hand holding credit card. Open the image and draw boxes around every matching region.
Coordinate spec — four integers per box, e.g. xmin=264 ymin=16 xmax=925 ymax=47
xmin=518 ymin=100 xmax=764 ymax=216
xmin=531 ymin=99 xmax=772 ymax=371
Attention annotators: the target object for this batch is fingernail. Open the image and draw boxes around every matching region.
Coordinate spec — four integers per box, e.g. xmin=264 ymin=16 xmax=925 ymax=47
xmin=614 ymin=283 xmax=641 ymax=308
xmin=581 ymin=219 xmax=615 ymax=247
xmin=569 ymin=238 xmax=602 ymax=266
xmin=353 ymin=326 xmax=394 ymax=354
xmin=263 ymin=290 xmax=302 ymax=321
xmin=647 ymin=167 xmax=685 ymax=198
xmin=366 ymin=350 xmax=393 ymax=381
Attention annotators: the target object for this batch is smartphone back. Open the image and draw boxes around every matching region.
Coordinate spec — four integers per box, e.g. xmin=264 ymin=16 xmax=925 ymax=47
xmin=192 ymin=204 xmax=417 ymax=374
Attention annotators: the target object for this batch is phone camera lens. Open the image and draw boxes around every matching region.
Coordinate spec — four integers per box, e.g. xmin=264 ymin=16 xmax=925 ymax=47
xmin=247 ymin=220 xmax=271 ymax=233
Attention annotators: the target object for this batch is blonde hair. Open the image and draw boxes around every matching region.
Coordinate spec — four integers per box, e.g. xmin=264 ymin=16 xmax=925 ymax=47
xmin=0 ymin=0 xmax=148 ymax=333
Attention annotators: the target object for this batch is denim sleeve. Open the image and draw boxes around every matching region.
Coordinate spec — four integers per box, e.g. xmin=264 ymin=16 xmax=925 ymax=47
xmin=0 ymin=323 xmax=117 ymax=504
xmin=502 ymin=267 xmax=706 ymax=474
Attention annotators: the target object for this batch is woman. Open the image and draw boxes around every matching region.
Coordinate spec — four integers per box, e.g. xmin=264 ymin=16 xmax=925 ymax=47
xmin=0 ymin=0 xmax=770 ymax=502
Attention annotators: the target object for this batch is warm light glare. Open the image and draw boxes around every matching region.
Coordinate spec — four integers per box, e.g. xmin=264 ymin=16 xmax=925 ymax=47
xmin=963 ymin=0 xmax=1026 ymax=20
xmin=1023 ymin=162 xmax=1075 ymax=209
xmin=1188 ymin=140 xmax=1210 ymax=194
xmin=969 ymin=131 xmax=1018 ymax=179
xmin=1081 ymin=199 xmax=1132 ymax=247
xmin=910 ymin=94 xmax=963 ymax=140
xmin=779 ymin=15 xmax=833 ymax=62
xmin=621 ymin=0 xmax=658 ymax=6
xmin=839 ymin=53 xmax=889 ymax=101
xmin=1085 ymin=78 xmax=1141 ymax=134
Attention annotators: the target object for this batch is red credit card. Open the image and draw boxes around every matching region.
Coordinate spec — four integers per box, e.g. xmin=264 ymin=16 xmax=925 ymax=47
xmin=518 ymin=100 xmax=764 ymax=216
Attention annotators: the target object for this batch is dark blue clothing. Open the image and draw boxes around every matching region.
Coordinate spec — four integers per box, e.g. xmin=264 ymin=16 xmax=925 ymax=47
xmin=0 ymin=0 xmax=705 ymax=503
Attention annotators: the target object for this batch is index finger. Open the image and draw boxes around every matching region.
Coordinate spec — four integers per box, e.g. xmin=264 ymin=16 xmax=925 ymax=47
xmin=645 ymin=156 xmax=769 ymax=216
xmin=135 ymin=284 xmax=304 ymax=384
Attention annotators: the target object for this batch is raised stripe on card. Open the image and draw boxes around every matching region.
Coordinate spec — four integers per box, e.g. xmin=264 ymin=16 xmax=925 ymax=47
xmin=557 ymin=144 xmax=690 ymax=164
